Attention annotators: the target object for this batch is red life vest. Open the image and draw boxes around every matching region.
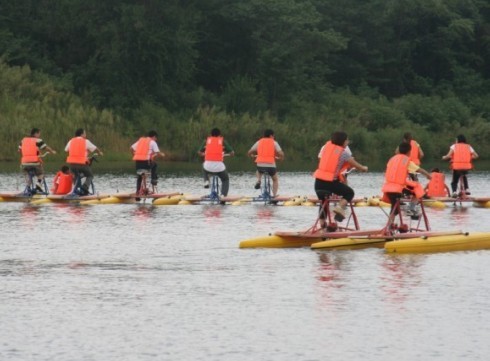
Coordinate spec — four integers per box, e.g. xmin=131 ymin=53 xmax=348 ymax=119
xmin=255 ymin=138 xmax=275 ymax=163
xmin=66 ymin=137 xmax=87 ymax=164
xmin=382 ymin=154 xmax=410 ymax=193
xmin=132 ymin=137 xmax=152 ymax=161
xmin=314 ymin=141 xmax=344 ymax=181
xmin=409 ymin=139 xmax=421 ymax=165
xmin=21 ymin=137 xmax=40 ymax=164
xmin=426 ymin=172 xmax=448 ymax=197
xmin=451 ymin=143 xmax=472 ymax=170
xmin=204 ymin=136 xmax=224 ymax=161
xmin=52 ymin=172 xmax=73 ymax=195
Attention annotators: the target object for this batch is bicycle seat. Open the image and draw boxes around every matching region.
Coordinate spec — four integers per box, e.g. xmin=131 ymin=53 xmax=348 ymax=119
xmin=136 ymin=169 xmax=150 ymax=176
xmin=317 ymin=190 xmax=333 ymax=200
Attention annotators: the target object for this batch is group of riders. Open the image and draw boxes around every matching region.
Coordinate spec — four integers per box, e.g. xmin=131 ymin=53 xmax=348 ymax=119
xmin=18 ymin=128 xmax=478 ymax=212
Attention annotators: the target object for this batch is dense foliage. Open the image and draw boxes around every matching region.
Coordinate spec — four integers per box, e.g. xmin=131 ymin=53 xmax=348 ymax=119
xmin=1 ymin=0 xmax=489 ymax=165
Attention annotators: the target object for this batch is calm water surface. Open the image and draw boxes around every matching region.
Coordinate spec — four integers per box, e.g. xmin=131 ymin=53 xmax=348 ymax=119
xmin=1 ymin=171 xmax=489 ymax=361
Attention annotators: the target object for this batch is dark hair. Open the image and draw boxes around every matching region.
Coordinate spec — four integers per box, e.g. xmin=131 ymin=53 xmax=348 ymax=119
xmin=148 ymin=130 xmax=158 ymax=138
xmin=398 ymin=142 xmax=412 ymax=155
xmin=431 ymin=168 xmax=440 ymax=173
xmin=30 ymin=128 xmax=40 ymax=136
xmin=75 ymin=128 xmax=84 ymax=137
xmin=61 ymin=165 xmax=70 ymax=173
xmin=211 ymin=128 xmax=221 ymax=136
xmin=264 ymin=129 xmax=274 ymax=137
xmin=403 ymin=132 xmax=412 ymax=142
xmin=331 ymin=131 xmax=348 ymax=146
xmin=456 ymin=134 xmax=466 ymax=143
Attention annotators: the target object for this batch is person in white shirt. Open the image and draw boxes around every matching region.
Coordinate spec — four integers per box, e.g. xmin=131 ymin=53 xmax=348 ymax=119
xmin=131 ymin=130 xmax=165 ymax=192
xmin=65 ymin=128 xmax=103 ymax=195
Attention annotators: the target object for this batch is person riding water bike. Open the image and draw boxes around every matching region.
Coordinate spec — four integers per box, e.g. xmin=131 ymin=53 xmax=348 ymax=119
xmin=442 ymin=134 xmax=478 ymax=198
xmin=19 ymin=127 xmax=57 ymax=192
xmin=247 ymin=129 xmax=284 ymax=198
xmin=396 ymin=132 xmax=424 ymax=181
xmin=198 ymin=128 xmax=234 ymax=199
xmin=383 ymin=142 xmax=431 ymax=216
xmin=131 ymin=130 xmax=165 ymax=194
xmin=314 ymin=131 xmax=368 ymax=223
xmin=65 ymin=128 xmax=103 ymax=196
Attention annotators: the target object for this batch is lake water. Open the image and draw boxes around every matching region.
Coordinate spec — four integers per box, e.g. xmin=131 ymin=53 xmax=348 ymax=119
xmin=1 ymin=171 xmax=489 ymax=361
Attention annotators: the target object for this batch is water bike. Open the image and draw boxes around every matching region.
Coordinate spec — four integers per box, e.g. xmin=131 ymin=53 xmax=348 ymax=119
xmin=0 ymin=153 xmax=50 ymax=202
xmin=239 ymin=192 xmax=465 ymax=249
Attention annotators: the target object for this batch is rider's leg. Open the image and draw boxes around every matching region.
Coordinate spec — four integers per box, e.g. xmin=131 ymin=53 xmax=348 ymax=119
xmin=451 ymin=170 xmax=461 ymax=194
xmin=462 ymin=171 xmax=469 ymax=192
xmin=255 ymin=169 xmax=262 ymax=186
xmin=330 ymin=181 xmax=354 ymax=221
xmin=82 ymin=165 xmax=94 ymax=190
xmin=271 ymin=173 xmax=279 ymax=197
xmin=217 ymin=170 xmax=229 ymax=196
xmin=150 ymin=161 xmax=158 ymax=186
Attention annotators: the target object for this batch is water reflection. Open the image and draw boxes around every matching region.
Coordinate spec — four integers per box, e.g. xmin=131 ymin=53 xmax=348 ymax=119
xmin=449 ymin=206 xmax=471 ymax=228
xmin=314 ymin=252 xmax=348 ymax=310
xmin=380 ymin=254 xmax=423 ymax=307
xmin=20 ymin=205 xmax=41 ymax=227
xmin=131 ymin=205 xmax=157 ymax=220
xmin=202 ymin=205 xmax=222 ymax=220
xmin=53 ymin=203 xmax=87 ymax=223
xmin=254 ymin=206 xmax=277 ymax=223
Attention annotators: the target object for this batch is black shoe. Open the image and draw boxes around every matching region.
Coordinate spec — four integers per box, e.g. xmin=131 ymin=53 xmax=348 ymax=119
xmin=219 ymin=201 xmax=226 ymax=205
xmin=254 ymin=182 xmax=261 ymax=190
xmin=79 ymin=185 xmax=90 ymax=196
xmin=203 ymin=181 xmax=210 ymax=189
xmin=135 ymin=197 xmax=141 ymax=202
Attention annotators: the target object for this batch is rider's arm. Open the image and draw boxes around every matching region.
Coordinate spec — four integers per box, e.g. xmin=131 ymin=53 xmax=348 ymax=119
xmin=224 ymin=140 xmax=234 ymax=156
xmin=45 ymin=145 xmax=57 ymax=155
xmin=442 ymin=148 xmax=453 ymax=160
xmin=197 ymin=140 xmax=206 ymax=157
xmin=418 ymin=167 xmax=432 ymax=179
xmin=471 ymin=147 xmax=479 ymax=159
xmin=247 ymin=141 xmax=258 ymax=157
xmin=275 ymin=142 xmax=284 ymax=160
xmin=346 ymin=157 xmax=368 ymax=172
xmin=418 ymin=143 xmax=424 ymax=159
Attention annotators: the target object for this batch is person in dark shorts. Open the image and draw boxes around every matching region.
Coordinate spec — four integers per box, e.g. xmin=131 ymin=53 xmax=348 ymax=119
xmin=314 ymin=131 xmax=368 ymax=223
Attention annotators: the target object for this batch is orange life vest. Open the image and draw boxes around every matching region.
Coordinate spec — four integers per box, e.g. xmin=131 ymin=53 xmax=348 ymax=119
xmin=21 ymin=137 xmax=40 ymax=164
xmin=314 ymin=141 xmax=344 ymax=181
xmin=66 ymin=137 xmax=87 ymax=164
xmin=255 ymin=138 xmax=275 ymax=163
xmin=338 ymin=164 xmax=352 ymax=183
xmin=132 ymin=137 xmax=152 ymax=161
xmin=382 ymin=154 xmax=410 ymax=193
xmin=451 ymin=143 xmax=472 ymax=170
xmin=426 ymin=172 xmax=448 ymax=197
xmin=409 ymin=139 xmax=421 ymax=165
xmin=204 ymin=136 xmax=224 ymax=161
xmin=405 ymin=179 xmax=425 ymax=199
xmin=52 ymin=172 xmax=73 ymax=195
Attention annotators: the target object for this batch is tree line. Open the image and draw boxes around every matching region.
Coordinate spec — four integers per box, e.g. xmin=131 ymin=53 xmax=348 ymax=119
xmin=0 ymin=0 xmax=489 ymax=165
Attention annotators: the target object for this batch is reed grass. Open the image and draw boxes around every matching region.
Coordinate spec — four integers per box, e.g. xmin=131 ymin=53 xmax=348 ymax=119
xmin=1 ymin=60 xmax=488 ymax=170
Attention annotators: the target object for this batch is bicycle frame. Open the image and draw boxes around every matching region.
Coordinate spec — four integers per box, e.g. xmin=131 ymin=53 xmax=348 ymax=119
xmin=71 ymin=172 xmax=95 ymax=196
xmin=253 ymin=172 xmax=273 ymax=204
xmin=202 ymin=174 xmax=221 ymax=203
xmin=22 ymin=168 xmax=48 ymax=196
xmin=136 ymin=169 xmax=156 ymax=198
